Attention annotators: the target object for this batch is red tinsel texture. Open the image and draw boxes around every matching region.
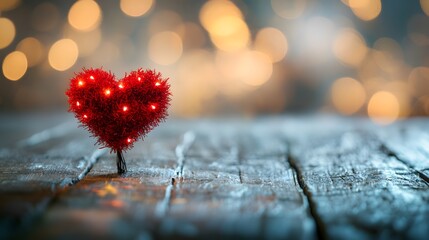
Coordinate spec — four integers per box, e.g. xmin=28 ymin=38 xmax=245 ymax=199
xmin=66 ymin=68 xmax=171 ymax=152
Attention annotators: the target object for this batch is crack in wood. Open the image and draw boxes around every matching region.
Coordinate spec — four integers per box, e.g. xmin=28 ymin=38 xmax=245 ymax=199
xmin=379 ymin=144 xmax=429 ymax=185
xmin=6 ymin=148 xmax=107 ymax=239
xmin=286 ymin=142 xmax=328 ymax=240
xmin=155 ymin=131 xmax=195 ymax=218
xmin=230 ymin=144 xmax=243 ymax=184
xmin=175 ymin=131 xmax=195 ymax=178
xmin=60 ymin=149 xmax=107 ymax=186
xmin=238 ymin=168 xmax=243 ymax=184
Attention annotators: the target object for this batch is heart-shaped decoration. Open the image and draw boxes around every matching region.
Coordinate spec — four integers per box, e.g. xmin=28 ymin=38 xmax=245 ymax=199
xmin=66 ymin=68 xmax=171 ymax=152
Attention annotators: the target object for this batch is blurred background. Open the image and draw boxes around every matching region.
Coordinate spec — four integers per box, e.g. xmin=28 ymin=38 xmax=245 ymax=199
xmin=0 ymin=0 xmax=428 ymax=124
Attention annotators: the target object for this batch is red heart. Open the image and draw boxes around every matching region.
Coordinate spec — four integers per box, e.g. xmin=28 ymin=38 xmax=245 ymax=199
xmin=66 ymin=68 xmax=171 ymax=152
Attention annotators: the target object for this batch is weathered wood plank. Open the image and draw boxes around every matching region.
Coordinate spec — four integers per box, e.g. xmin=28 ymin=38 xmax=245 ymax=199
xmin=3 ymin=116 xmax=429 ymax=239
xmin=23 ymin=120 xmax=316 ymax=239
xmin=0 ymin=116 xmax=107 ymax=239
xmin=170 ymin=123 xmax=315 ymax=239
xmin=290 ymin=130 xmax=429 ymax=239
xmin=22 ymin=122 xmax=188 ymax=239
xmin=377 ymin=119 xmax=429 ymax=179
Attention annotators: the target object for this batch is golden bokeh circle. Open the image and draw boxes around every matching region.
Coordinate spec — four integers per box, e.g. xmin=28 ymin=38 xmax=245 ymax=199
xmin=331 ymin=77 xmax=366 ymax=115
xmin=2 ymin=51 xmax=28 ymax=81
xmin=0 ymin=18 xmax=16 ymax=49
xmin=16 ymin=37 xmax=44 ymax=67
xmin=48 ymin=39 xmax=79 ymax=71
xmin=120 ymin=0 xmax=154 ymax=17
xmin=68 ymin=0 xmax=102 ymax=32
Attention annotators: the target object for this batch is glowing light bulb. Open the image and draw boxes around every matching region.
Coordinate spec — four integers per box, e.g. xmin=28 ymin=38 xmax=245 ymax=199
xmin=127 ymin=138 xmax=132 ymax=143
xmin=155 ymin=82 xmax=161 ymax=86
xmin=137 ymin=77 xmax=141 ymax=81
xmin=123 ymin=106 xmax=128 ymax=111
xmin=90 ymin=75 xmax=94 ymax=80
xmin=83 ymin=114 xmax=88 ymax=119
xmin=119 ymin=83 xmax=124 ymax=88
xmin=105 ymin=89 xmax=111 ymax=95
xmin=76 ymin=101 xmax=80 ymax=106
xmin=150 ymin=104 xmax=156 ymax=110
xmin=78 ymin=80 xmax=84 ymax=86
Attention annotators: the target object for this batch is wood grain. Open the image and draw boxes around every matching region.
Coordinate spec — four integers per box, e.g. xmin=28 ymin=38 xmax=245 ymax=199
xmin=289 ymin=130 xmax=429 ymax=239
xmin=2 ymin=116 xmax=429 ymax=239
xmin=23 ymin=121 xmax=316 ymax=239
xmin=377 ymin=119 xmax=429 ymax=180
xmin=0 ymin=116 xmax=106 ymax=239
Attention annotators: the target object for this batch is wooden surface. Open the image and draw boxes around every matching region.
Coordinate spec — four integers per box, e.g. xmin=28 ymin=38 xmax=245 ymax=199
xmin=1 ymin=114 xmax=429 ymax=239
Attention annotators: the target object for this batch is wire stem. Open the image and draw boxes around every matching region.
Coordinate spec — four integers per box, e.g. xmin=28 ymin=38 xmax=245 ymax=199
xmin=116 ymin=150 xmax=127 ymax=174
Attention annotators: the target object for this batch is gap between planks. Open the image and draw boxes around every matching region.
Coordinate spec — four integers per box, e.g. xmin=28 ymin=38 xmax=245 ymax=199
xmin=11 ymin=123 xmax=107 ymax=238
xmin=18 ymin=120 xmax=108 ymax=187
xmin=285 ymin=130 xmax=429 ymax=240
xmin=155 ymin=131 xmax=195 ymax=218
xmin=380 ymin=144 xmax=429 ymax=185
xmin=286 ymin=140 xmax=328 ymax=240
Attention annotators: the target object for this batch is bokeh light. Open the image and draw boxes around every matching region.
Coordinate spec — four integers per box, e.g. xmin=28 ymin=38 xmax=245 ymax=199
xmin=148 ymin=31 xmax=183 ymax=65
xmin=2 ymin=51 xmax=27 ymax=81
xmin=48 ymin=39 xmax=79 ymax=71
xmin=0 ymin=0 xmax=427 ymax=118
xmin=199 ymin=0 xmax=242 ymax=31
xmin=199 ymin=0 xmax=249 ymax=52
xmin=333 ymin=28 xmax=368 ymax=67
xmin=331 ymin=77 xmax=366 ymax=115
xmin=16 ymin=37 xmax=44 ymax=67
xmin=385 ymin=81 xmax=411 ymax=118
xmin=0 ymin=0 xmax=20 ymax=11
xmin=271 ymin=0 xmax=307 ymax=19
xmin=174 ymin=49 xmax=218 ymax=116
xmin=238 ymin=51 xmax=273 ymax=87
xmin=348 ymin=0 xmax=382 ymax=21
xmin=216 ymin=50 xmax=273 ymax=91
xmin=420 ymin=0 xmax=429 ymax=16
xmin=0 ymin=18 xmax=16 ymax=49
xmin=368 ymin=91 xmax=400 ymax=124
xmin=68 ymin=0 xmax=102 ymax=32
xmin=120 ymin=0 xmax=154 ymax=17
xmin=254 ymin=28 xmax=288 ymax=63
xmin=208 ymin=16 xmax=250 ymax=52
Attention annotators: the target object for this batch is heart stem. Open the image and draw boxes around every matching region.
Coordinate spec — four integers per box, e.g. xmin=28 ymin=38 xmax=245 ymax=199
xmin=116 ymin=150 xmax=127 ymax=174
